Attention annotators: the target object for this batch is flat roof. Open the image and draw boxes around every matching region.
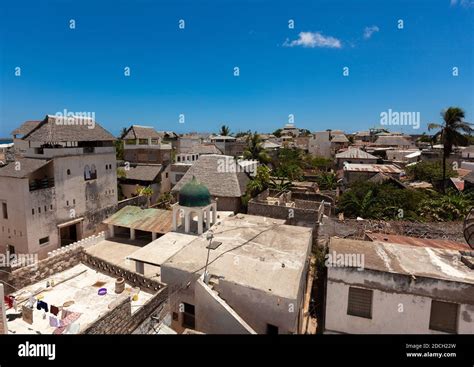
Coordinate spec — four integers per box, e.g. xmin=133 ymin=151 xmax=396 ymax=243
xmin=128 ymin=232 xmax=197 ymax=267
xmin=6 ymin=263 xmax=153 ymax=334
xmin=162 ymin=214 xmax=312 ymax=299
xmin=329 ymin=237 xmax=474 ymax=285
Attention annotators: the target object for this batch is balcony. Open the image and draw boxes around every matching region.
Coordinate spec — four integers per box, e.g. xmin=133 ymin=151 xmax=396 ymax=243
xmin=26 ymin=146 xmax=115 ymax=158
xmin=29 ymin=177 xmax=55 ymax=191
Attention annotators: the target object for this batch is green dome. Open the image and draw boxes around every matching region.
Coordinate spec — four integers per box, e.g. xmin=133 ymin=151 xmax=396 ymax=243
xmin=179 ymin=176 xmax=211 ymax=207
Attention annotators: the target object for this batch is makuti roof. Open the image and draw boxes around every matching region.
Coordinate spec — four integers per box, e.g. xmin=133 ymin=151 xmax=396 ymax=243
xmin=172 ymin=154 xmax=249 ymax=198
xmin=22 ymin=115 xmax=115 ymax=142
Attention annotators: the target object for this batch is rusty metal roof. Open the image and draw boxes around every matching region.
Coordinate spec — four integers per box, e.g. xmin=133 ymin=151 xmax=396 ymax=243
xmin=103 ymin=205 xmax=173 ymax=234
xmin=365 ymin=233 xmax=470 ymax=251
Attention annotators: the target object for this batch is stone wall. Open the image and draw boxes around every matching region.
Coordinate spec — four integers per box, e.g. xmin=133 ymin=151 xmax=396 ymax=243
xmin=8 ymin=246 xmax=84 ymax=292
xmin=82 ymin=252 xmax=163 ymax=294
xmin=81 ymin=287 xmax=168 ymax=334
xmin=117 ymin=195 xmax=148 ymax=210
xmin=248 ymin=200 xmax=320 ymax=223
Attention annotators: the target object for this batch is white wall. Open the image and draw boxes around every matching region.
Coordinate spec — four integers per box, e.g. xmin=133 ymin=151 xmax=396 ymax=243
xmin=195 ymin=278 xmax=256 ymax=334
xmin=0 ymin=151 xmax=118 ymax=258
xmin=325 ymin=268 xmax=474 ymax=334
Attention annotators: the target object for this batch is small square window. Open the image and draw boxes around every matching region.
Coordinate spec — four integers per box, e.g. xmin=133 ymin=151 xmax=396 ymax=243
xmin=39 ymin=236 xmax=49 ymax=246
xmin=429 ymin=300 xmax=459 ymax=333
xmin=347 ymin=287 xmax=373 ymax=319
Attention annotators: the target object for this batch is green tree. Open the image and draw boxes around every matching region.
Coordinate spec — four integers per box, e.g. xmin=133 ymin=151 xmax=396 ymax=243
xmin=406 ymin=161 xmax=457 ymax=183
xmin=243 ymin=132 xmax=271 ymax=163
xmin=419 ymin=190 xmax=474 ymax=221
xmin=137 ymin=185 xmax=153 ymax=207
xmin=246 ymin=165 xmax=271 ymax=196
xmin=269 ymin=177 xmax=292 ymax=191
xmin=428 ymin=107 xmax=473 ymax=192
xmin=274 ymin=148 xmax=304 ymax=181
xmin=316 ymin=172 xmax=338 ymax=190
xmin=273 ymin=129 xmax=282 ymax=138
xmin=220 ymin=125 xmax=231 ymax=136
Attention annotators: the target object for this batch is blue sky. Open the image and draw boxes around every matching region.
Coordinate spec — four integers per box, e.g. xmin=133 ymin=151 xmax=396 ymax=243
xmin=0 ymin=0 xmax=473 ymax=137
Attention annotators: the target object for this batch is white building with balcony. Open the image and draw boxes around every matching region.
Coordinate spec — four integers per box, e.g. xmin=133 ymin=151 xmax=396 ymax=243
xmin=0 ymin=115 xmax=117 ymax=259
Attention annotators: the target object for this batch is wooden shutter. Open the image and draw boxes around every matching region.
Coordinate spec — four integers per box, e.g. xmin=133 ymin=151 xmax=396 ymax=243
xmin=429 ymin=300 xmax=458 ymax=333
xmin=347 ymin=287 xmax=373 ymax=319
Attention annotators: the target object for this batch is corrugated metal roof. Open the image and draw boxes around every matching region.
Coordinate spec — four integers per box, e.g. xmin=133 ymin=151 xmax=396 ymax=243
xmin=103 ymin=205 xmax=173 ymax=234
xmin=343 ymin=163 xmax=402 ymax=174
xmin=365 ymin=233 xmax=470 ymax=251
xmin=336 ymin=147 xmax=377 ymax=159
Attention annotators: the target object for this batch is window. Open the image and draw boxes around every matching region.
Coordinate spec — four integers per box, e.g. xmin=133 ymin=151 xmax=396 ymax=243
xmin=66 ymin=201 xmax=69 ymax=206
xmin=165 ymin=172 xmax=169 ymax=178
xmin=38 ymin=207 xmax=41 ymax=214
xmin=84 ymin=165 xmax=91 ymax=180
xmin=67 ymin=169 xmax=71 ymax=175
xmin=429 ymin=300 xmax=459 ymax=333
xmin=2 ymin=202 xmax=7 ymax=219
xmin=139 ymin=139 xmax=148 ymax=145
xmin=182 ymin=302 xmax=195 ymax=329
xmin=347 ymin=287 xmax=373 ymax=319
xmin=73 ymin=199 xmax=76 ymax=205
xmin=266 ymin=324 xmax=279 ymax=335
xmin=39 ymin=236 xmax=49 ymax=246
xmin=91 ymin=164 xmax=97 ymax=179
xmin=84 ymin=164 xmax=97 ymax=180
xmin=32 ymin=208 xmax=35 ymax=215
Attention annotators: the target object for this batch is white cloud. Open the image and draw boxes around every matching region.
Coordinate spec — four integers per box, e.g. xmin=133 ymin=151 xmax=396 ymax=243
xmin=283 ymin=31 xmax=342 ymax=49
xmin=450 ymin=0 xmax=474 ymax=7
xmin=363 ymin=25 xmax=379 ymax=40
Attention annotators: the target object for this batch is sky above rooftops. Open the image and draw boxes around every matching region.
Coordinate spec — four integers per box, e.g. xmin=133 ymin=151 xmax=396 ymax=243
xmin=0 ymin=0 xmax=473 ymax=137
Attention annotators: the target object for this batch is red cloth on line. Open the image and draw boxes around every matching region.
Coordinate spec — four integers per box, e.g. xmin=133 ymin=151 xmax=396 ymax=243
xmin=4 ymin=296 xmax=14 ymax=309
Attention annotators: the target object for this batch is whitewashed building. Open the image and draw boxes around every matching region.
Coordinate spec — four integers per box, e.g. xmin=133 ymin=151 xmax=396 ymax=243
xmin=325 ymin=237 xmax=474 ymax=334
xmin=0 ymin=115 xmax=117 ymax=259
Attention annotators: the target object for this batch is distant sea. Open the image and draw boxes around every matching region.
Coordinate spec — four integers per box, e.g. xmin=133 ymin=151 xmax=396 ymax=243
xmin=0 ymin=139 xmax=13 ymax=144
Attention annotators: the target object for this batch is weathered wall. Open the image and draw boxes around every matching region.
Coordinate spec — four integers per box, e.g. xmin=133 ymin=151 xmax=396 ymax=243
xmin=325 ymin=267 xmax=474 ymax=334
xmin=161 ymin=233 xmax=312 ymax=334
xmin=81 ymin=287 xmax=168 ymax=334
xmin=8 ymin=246 xmax=84 ymax=291
xmin=195 ymin=278 xmax=256 ymax=334
xmin=0 ymin=176 xmax=30 ymax=255
xmin=213 ymin=196 xmax=241 ymax=212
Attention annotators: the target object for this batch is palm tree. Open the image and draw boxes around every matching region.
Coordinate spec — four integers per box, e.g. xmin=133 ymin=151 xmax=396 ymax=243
xmin=243 ymin=132 xmax=270 ymax=163
xmin=137 ymin=185 xmax=154 ymax=207
xmin=339 ymin=189 xmax=377 ymax=218
xmin=120 ymin=127 xmax=128 ymax=138
xmin=428 ymin=107 xmax=472 ymax=193
xmin=220 ymin=125 xmax=231 ymax=136
xmin=317 ymin=172 xmax=338 ymax=190
xmin=246 ymin=165 xmax=271 ymax=196
xmin=269 ymin=177 xmax=292 ymax=191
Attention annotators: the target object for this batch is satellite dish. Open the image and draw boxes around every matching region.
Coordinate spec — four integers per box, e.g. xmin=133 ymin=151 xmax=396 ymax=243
xmin=463 ymin=207 xmax=474 ymax=249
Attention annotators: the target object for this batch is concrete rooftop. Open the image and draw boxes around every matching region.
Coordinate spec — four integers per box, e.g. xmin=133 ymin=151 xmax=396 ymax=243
xmin=6 ymin=263 xmax=153 ymax=334
xmin=162 ymin=214 xmax=312 ymax=299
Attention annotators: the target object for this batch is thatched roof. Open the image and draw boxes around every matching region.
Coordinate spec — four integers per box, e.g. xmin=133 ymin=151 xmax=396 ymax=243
xmin=172 ymin=154 xmax=249 ymax=197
